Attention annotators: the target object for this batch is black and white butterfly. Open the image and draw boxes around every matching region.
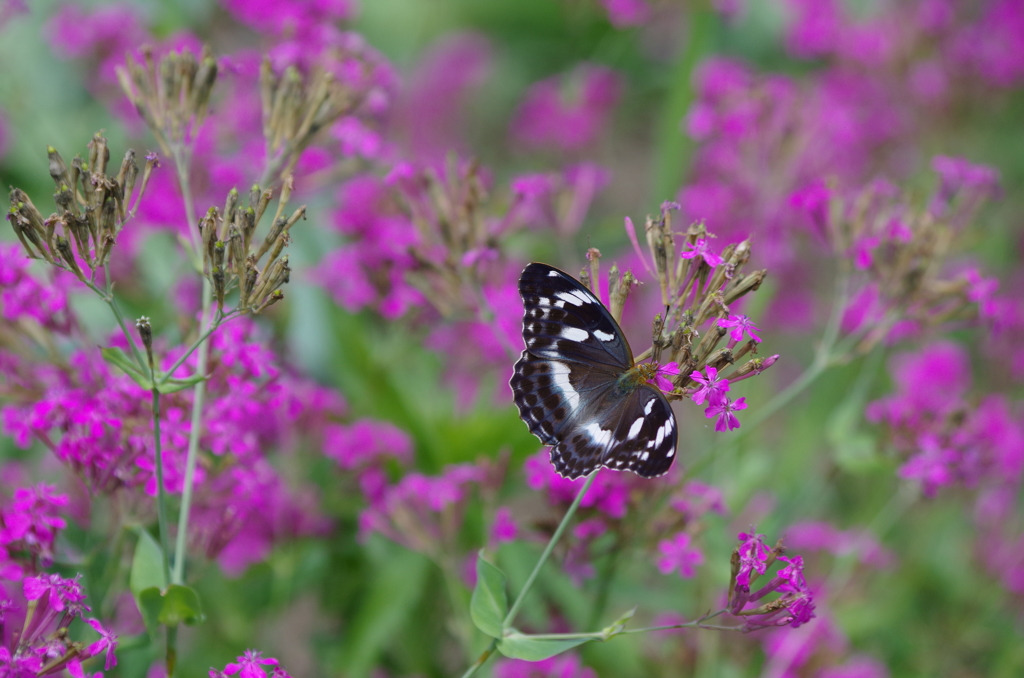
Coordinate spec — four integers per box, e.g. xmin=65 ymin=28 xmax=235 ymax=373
xmin=509 ymin=262 xmax=678 ymax=479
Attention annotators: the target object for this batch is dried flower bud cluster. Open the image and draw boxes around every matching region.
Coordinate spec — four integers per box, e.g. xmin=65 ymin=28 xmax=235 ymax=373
xmin=608 ymin=203 xmax=774 ymax=399
xmin=6 ymin=133 xmax=157 ymax=279
xmin=117 ymin=45 xmax=218 ymax=155
xmin=390 ymin=159 xmax=498 ymax=319
xmin=825 ymin=179 xmax=995 ymax=353
xmin=198 ymin=177 xmax=305 ymax=314
xmin=259 ymin=53 xmax=371 ymax=181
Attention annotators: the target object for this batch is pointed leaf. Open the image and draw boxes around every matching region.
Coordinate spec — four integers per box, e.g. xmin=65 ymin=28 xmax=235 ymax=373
xmin=137 ymin=586 xmax=163 ymax=638
xmin=156 ymin=372 xmax=207 ymax=394
xmin=129 ymin=528 xmax=167 ymax=598
xmin=100 ymin=347 xmax=153 ymax=389
xmin=159 ymin=584 xmax=205 ymax=626
xmin=470 ymin=551 xmax=508 ymax=638
xmin=497 ymin=633 xmax=593 ymax=661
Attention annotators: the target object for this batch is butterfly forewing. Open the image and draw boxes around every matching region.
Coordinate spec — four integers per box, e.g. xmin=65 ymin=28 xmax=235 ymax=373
xmin=510 ymin=262 xmax=679 ymax=479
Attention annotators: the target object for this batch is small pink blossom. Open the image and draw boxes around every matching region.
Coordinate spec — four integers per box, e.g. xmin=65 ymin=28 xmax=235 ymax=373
xmin=85 ymin=618 xmax=118 ymax=670
xmin=657 ymin=532 xmax=705 ymax=578
xmin=718 ymin=314 xmax=762 ymax=344
xmin=680 ymin=238 xmax=724 ymax=267
xmin=490 ymin=507 xmax=518 ymax=544
xmin=649 ymin=362 xmax=680 ymax=391
xmin=705 ymin=396 xmax=747 ymax=432
xmin=690 ymin=366 xmax=730 ymax=406
xmin=223 ymin=650 xmax=278 ymax=678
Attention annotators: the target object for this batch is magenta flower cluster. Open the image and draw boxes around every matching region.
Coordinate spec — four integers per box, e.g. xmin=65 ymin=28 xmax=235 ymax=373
xmin=729 ymin=532 xmax=815 ymax=630
xmin=210 ymin=649 xmax=292 ymax=678
xmin=866 ymin=342 xmax=1024 ymax=497
xmin=0 ymin=483 xmax=118 ymax=678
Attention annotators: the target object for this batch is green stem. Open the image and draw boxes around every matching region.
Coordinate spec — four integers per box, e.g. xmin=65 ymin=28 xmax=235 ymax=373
xmin=503 ymin=472 xmax=598 ymax=627
xmin=460 ymin=473 xmax=599 ymax=678
xmin=156 ymin=310 xmax=228 ymax=386
xmin=85 ymin=278 xmax=148 ymax=373
xmin=441 ymin=558 xmax=476 ymax=661
xmin=459 ymin=640 xmax=497 ymax=678
xmin=150 ymin=388 xmax=173 ymax=586
xmin=737 ymin=267 xmax=850 ymax=432
xmin=172 ymin=278 xmax=213 ymax=586
xmin=165 ymin=625 xmax=178 ymax=678
xmin=620 ymin=609 xmax=730 ymax=634
xmin=169 ymin=138 xmax=214 ymax=586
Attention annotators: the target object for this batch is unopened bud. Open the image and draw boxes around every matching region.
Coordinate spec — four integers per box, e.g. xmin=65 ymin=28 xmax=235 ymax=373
xmin=610 ymin=270 xmax=637 ymax=324
xmin=47 ymin=146 xmax=72 ymax=189
xmin=252 ymin=288 xmax=284 ymax=315
xmin=54 ymin=235 xmax=85 ymax=280
xmin=136 ymin=316 xmax=154 ymax=372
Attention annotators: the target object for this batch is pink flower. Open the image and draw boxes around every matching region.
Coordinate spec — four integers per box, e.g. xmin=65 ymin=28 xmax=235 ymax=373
xmin=718 ymin=314 xmax=762 ymax=344
xmin=680 ymin=238 xmax=724 ymax=267
xmin=657 ymin=532 xmax=705 ymax=578
xmin=705 ymin=396 xmax=747 ymax=432
xmin=220 ymin=0 xmax=354 ymax=39
xmin=598 ymin=0 xmax=650 ymax=28
xmin=670 ymin=481 xmax=727 ymax=520
xmin=223 ymin=650 xmax=279 ymax=678
xmin=511 ymin=64 xmax=621 ymax=152
xmin=650 ymin=362 xmax=680 ymax=391
xmin=490 ymin=507 xmax=518 ymax=544
xmin=735 ymin=531 xmax=771 ymax=588
xmin=85 ymin=618 xmax=118 ymax=670
xmin=689 ymin=366 xmax=730 ymax=406
xmin=323 ymin=419 xmax=413 ymax=470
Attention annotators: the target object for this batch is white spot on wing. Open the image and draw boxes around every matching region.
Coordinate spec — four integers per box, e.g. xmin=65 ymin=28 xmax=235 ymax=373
xmin=548 ymin=270 xmax=560 ymax=277
xmin=583 ymin=421 xmax=613 ymax=448
xmin=561 ymin=327 xmax=588 ymax=342
xmin=655 ymin=427 xmax=665 ymax=448
xmin=556 ymin=291 xmax=584 ymax=306
xmin=644 ymin=399 xmax=655 ymax=415
xmin=593 ymin=329 xmax=616 ymax=342
xmin=571 ymin=290 xmax=594 ymax=305
xmin=627 ymin=416 xmax=644 ymax=440
xmin=641 ymin=451 xmax=650 ymax=461
xmin=549 ymin=362 xmax=580 ymax=410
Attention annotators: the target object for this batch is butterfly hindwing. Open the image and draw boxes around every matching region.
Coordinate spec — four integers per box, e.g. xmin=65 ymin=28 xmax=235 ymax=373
xmin=510 ymin=262 xmax=679 ymax=479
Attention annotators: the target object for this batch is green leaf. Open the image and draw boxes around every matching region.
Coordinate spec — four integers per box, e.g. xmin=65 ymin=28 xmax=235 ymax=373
xmin=156 ymin=372 xmax=206 ymax=394
xmin=470 ymin=551 xmax=508 ymax=638
xmin=159 ymin=584 xmax=205 ymax=626
xmin=826 ymin=392 xmax=882 ymax=474
xmin=497 ymin=633 xmax=593 ymax=661
xmin=101 ymin=347 xmax=153 ymax=389
xmin=137 ymin=586 xmax=163 ymax=638
xmin=129 ymin=528 xmax=167 ymax=598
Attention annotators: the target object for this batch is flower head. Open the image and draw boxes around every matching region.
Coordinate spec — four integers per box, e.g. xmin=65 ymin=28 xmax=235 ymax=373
xmin=657 ymin=532 xmax=705 ymax=578
xmin=705 ymin=396 xmax=747 ymax=432
xmin=680 ymin=238 xmax=724 ymax=267
xmin=649 ymin=362 xmax=680 ymax=392
xmin=718 ymin=314 xmax=762 ymax=345
xmin=689 ymin=366 xmax=730 ymax=406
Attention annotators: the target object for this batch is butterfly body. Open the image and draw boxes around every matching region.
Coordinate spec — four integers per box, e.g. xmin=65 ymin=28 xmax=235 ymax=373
xmin=510 ymin=263 xmax=678 ymax=479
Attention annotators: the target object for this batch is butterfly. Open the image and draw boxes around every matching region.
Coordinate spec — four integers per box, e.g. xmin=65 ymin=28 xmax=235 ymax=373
xmin=509 ymin=262 xmax=678 ymax=479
